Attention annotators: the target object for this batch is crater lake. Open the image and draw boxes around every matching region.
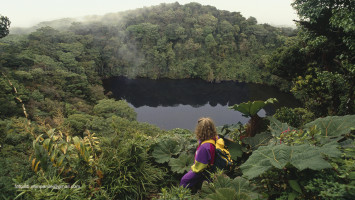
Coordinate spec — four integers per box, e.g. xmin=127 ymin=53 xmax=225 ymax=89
xmin=103 ymin=77 xmax=300 ymax=130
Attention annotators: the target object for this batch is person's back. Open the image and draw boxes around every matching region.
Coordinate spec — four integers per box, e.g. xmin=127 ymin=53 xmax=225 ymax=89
xmin=180 ymin=117 xmax=217 ymax=190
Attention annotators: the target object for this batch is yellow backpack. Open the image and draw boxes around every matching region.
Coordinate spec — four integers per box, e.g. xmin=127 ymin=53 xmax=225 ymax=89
xmin=202 ymin=137 xmax=233 ymax=170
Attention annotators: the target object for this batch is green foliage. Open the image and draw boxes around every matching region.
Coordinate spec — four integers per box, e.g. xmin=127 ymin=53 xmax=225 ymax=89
xmin=109 ymin=115 xmax=164 ymax=137
xmin=206 ymin=188 xmax=238 ymax=200
xmin=292 ymin=71 xmax=353 ymax=116
xmin=240 ymin=115 xmax=355 ymax=199
xmin=0 ymin=15 xmax=10 ymax=38
xmin=152 ymin=138 xmax=183 ymax=164
xmin=31 ymin=128 xmax=101 ymax=184
xmin=100 ymin=132 xmax=165 ymax=199
xmin=240 ymin=143 xmax=341 ymax=179
xmin=93 ymin=99 xmax=136 ymax=120
xmin=224 ymin=139 xmax=243 ymax=160
xmin=267 ymin=0 xmax=355 ymax=116
xmin=199 ymin=173 xmax=260 ymax=200
xmin=14 ymin=174 xmax=88 ymax=200
xmin=278 ymin=127 xmax=321 ymax=146
xmin=151 ymin=133 xmax=196 ymax=174
xmin=0 ymin=118 xmax=35 ymax=200
xmin=155 ymin=185 xmax=194 ymax=200
xmin=230 ymin=98 xmax=277 ymax=137
xmin=274 ymin=107 xmax=315 ymax=128
xmin=265 ymin=37 xmax=307 ymax=82
xmin=242 ymin=132 xmax=273 ymax=150
xmin=65 ymin=113 xmax=93 ymax=136
xmin=268 ymin=117 xmax=294 ymax=138
xmin=0 ymin=2 xmax=354 ymax=199
xmin=2 ymin=2 xmax=292 ymax=83
xmin=217 ymin=123 xmax=245 ymax=141
xmin=168 ymin=153 xmax=194 ymax=174
xmin=304 ymin=176 xmax=352 ymax=200
xmin=229 ymin=98 xmax=277 ymax=137
xmin=0 ymin=77 xmax=23 ymax=118
xmin=304 ymin=115 xmax=355 ymax=137
xmin=230 ymin=98 xmax=278 ymax=117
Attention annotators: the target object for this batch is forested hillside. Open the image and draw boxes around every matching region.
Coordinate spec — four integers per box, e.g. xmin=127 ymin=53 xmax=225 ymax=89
xmin=6 ymin=2 xmax=295 ymax=83
xmin=0 ymin=1 xmax=354 ymax=200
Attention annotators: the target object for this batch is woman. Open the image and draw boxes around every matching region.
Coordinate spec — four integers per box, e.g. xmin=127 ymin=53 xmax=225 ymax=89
xmin=180 ymin=117 xmax=217 ymax=189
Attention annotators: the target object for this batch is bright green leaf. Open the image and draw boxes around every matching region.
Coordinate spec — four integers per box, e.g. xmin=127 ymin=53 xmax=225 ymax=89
xmin=241 ymin=143 xmax=341 ymax=179
xmin=230 ymin=98 xmax=277 ymax=117
xmin=168 ymin=153 xmax=194 ymax=174
xmin=206 ymin=188 xmax=237 ymax=200
xmin=304 ymin=115 xmax=355 ymax=137
xmin=152 ymin=138 xmax=183 ymax=163
xmin=288 ymin=180 xmax=302 ymax=193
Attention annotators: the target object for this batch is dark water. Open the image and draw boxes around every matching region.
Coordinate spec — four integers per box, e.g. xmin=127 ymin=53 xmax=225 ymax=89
xmin=103 ymin=77 xmax=300 ymax=130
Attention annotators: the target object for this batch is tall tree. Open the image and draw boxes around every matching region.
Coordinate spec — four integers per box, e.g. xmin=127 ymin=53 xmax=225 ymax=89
xmin=0 ymin=15 xmax=11 ymax=38
xmin=292 ymin=0 xmax=354 ymax=68
xmin=269 ymin=0 xmax=355 ymax=116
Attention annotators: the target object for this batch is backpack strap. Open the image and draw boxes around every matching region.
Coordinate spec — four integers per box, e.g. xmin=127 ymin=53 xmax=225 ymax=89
xmin=201 ymin=139 xmax=216 ymax=146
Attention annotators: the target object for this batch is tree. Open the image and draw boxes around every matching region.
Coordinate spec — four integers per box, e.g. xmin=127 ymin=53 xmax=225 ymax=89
xmin=292 ymin=0 xmax=354 ymax=67
xmin=0 ymin=15 xmax=10 ymax=38
xmin=290 ymin=0 xmax=355 ymax=115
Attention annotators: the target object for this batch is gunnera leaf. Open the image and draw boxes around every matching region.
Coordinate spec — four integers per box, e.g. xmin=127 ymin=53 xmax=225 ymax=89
xmin=304 ymin=115 xmax=355 ymax=137
xmin=224 ymin=139 xmax=243 ymax=160
xmin=232 ymin=177 xmax=259 ymax=200
xmin=229 ymin=98 xmax=277 ymax=117
xmin=290 ymin=142 xmax=341 ymax=171
xmin=242 ymin=132 xmax=273 ymax=150
xmin=200 ymin=173 xmax=236 ymax=198
xmin=152 ymin=138 xmax=183 ymax=163
xmin=288 ymin=180 xmax=302 ymax=194
xmin=200 ymin=174 xmax=260 ymax=199
xmin=241 ymin=143 xmax=342 ymax=179
xmin=268 ymin=117 xmax=294 ymax=138
xmin=206 ymin=188 xmax=237 ymax=200
xmin=217 ymin=123 xmax=243 ymax=137
xmin=168 ymin=153 xmax=194 ymax=174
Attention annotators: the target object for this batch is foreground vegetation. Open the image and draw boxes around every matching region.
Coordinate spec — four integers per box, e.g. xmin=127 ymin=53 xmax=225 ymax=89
xmin=0 ymin=1 xmax=354 ymax=199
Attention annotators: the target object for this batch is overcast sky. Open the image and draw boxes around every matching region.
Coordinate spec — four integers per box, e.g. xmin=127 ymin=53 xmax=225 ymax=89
xmin=2 ymin=0 xmax=298 ymax=28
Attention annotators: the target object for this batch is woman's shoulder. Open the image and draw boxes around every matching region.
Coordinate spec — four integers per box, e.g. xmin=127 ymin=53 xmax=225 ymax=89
xmin=200 ymin=141 xmax=214 ymax=150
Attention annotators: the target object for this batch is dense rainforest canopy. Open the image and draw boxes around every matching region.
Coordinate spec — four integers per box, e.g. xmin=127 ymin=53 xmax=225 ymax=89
xmin=0 ymin=1 xmax=354 ymax=200
xmin=6 ymin=2 xmax=297 ymax=83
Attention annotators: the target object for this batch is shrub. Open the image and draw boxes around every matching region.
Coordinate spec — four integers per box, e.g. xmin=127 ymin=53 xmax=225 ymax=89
xmin=93 ymin=99 xmax=136 ymax=120
xmin=65 ymin=113 xmax=93 ymax=136
xmin=274 ymin=107 xmax=314 ymax=128
xmin=100 ymin=134 xmax=165 ymax=199
xmin=154 ymin=185 xmax=194 ymax=200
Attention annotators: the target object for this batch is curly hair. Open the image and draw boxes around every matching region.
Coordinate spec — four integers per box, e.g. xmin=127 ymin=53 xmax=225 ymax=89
xmin=195 ymin=117 xmax=217 ymax=142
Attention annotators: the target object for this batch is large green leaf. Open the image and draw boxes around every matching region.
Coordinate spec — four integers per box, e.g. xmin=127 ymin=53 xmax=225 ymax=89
xmin=211 ymin=173 xmax=236 ymax=189
xmin=152 ymin=138 xmax=183 ymax=163
xmin=304 ymin=115 xmax=355 ymax=137
xmin=230 ymin=98 xmax=277 ymax=117
xmin=268 ymin=116 xmax=294 ymax=138
xmin=288 ymin=180 xmax=302 ymax=194
xmin=201 ymin=175 xmax=259 ymax=200
xmin=206 ymin=188 xmax=237 ymax=200
xmin=232 ymin=177 xmax=259 ymax=200
xmin=241 ymin=143 xmax=342 ymax=179
xmin=217 ymin=123 xmax=243 ymax=137
xmin=224 ymin=139 xmax=243 ymax=160
xmin=168 ymin=153 xmax=194 ymax=174
xmin=242 ymin=132 xmax=273 ymax=150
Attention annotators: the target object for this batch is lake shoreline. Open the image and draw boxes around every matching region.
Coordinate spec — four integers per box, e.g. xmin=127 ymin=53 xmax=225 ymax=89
xmin=102 ymin=76 xmax=301 ymax=130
